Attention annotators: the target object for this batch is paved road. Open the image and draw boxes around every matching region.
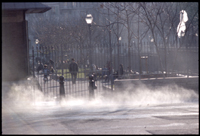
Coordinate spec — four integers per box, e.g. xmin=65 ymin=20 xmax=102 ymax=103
xmin=2 ymin=81 xmax=199 ymax=134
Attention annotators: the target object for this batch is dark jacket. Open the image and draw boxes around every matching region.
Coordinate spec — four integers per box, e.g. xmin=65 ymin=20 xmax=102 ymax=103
xmin=119 ymin=64 xmax=124 ymax=75
xmin=43 ymin=67 xmax=50 ymax=76
xmin=69 ymin=62 xmax=78 ymax=73
xmin=37 ymin=63 xmax=44 ymax=72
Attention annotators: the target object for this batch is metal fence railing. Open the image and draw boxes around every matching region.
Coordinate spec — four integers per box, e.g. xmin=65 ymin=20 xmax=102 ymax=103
xmin=28 ymin=42 xmax=198 ymax=99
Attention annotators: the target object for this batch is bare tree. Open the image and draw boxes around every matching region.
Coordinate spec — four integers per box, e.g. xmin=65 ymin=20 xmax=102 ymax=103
xmin=139 ymin=2 xmax=198 ymax=75
xmin=140 ymin=2 xmax=168 ymax=74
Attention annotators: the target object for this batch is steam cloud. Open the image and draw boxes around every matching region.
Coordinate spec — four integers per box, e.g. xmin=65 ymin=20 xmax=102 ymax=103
xmin=2 ymin=79 xmax=198 ymax=112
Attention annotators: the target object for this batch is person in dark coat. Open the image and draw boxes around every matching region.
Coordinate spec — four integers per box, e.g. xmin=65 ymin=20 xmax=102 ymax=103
xmin=69 ymin=58 xmax=78 ymax=84
xmin=37 ymin=63 xmax=44 ymax=73
xmin=43 ymin=64 xmax=50 ymax=81
xmin=119 ymin=64 xmax=124 ymax=78
xmin=107 ymin=61 xmax=111 ymax=75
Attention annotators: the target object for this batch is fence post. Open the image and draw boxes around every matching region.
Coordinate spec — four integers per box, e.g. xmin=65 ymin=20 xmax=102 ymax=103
xmin=59 ymin=76 xmax=65 ymax=100
xmin=186 ymin=43 xmax=189 ymax=78
xmin=32 ymin=46 xmax=35 ymax=78
xmin=61 ymin=45 xmax=64 ymax=76
xmin=36 ymin=46 xmax=38 ymax=72
xmin=88 ymin=74 xmax=95 ymax=99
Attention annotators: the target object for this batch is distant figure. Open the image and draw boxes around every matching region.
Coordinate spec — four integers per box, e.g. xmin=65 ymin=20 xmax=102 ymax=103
xmin=37 ymin=63 xmax=44 ymax=73
xmin=49 ymin=65 xmax=55 ymax=80
xmin=119 ymin=64 xmax=124 ymax=77
xmin=43 ymin=64 xmax=50 ymax=82
xmin=107 ymin=61 xmax=111 ymax=75
xmin=36 ymin=57 xmax=41 ymax=64
xmin=69 ymin=58 xmax=78 ymax=84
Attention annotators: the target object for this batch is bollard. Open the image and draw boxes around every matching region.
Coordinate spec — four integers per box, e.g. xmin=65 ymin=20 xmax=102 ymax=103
xmin=59 ymin=76 xmax=65 ymax=100
xmin=88 ymin=73 xmax=97 ymax=99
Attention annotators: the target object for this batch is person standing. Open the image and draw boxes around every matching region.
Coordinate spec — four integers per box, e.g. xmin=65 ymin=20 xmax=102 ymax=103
xmin=107 ymin=61 xmax=111 ymax=75
xmin=69 ymin=58 xmax=78 ymax=84
xmin=43 ymin=64 xmax=50 ymax=82
xmin=119 ymin=64 xmax=124 ymax=78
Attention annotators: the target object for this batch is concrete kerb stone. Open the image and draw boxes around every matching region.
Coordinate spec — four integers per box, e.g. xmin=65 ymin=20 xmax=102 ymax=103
xmin=114 ymin=76 xmax=199 ymax=93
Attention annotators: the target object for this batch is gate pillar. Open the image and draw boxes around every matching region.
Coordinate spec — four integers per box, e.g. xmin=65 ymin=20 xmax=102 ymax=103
xmin=59 ymin=76 xmax=65 ymax=100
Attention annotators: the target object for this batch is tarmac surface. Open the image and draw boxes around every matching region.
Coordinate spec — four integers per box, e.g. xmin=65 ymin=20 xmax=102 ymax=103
xmin=2 ymin=80 xmax=199 ymax=134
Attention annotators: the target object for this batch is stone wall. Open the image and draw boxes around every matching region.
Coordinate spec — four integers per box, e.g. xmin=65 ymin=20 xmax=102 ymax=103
xmin=2 ymin=15 xmax=28 ymax=81
xmin=114 ymin=76 xmax=199 ymax=94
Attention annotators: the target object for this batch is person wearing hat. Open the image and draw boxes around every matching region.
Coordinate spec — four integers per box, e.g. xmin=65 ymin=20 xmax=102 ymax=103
xmin=69 ymin=58 xmax=78 ymax=84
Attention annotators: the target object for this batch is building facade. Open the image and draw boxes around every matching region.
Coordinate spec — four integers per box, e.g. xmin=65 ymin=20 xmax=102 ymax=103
xmin=2 ymin=2 xmax=51 ymax=81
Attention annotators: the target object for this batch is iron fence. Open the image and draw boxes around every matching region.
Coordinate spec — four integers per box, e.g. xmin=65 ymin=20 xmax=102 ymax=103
xmin=28 ymin=41 xmax=198 ymax=99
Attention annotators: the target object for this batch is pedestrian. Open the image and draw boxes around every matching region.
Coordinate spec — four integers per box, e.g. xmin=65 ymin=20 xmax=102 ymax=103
xmin=37 ymin=62 xmax=44 ymax=73
xmin=49 ymin=65 xmax=55 ymax=80
xmin=69 ymin=58 xmax=78 ymax=84
xmin=119 ymin=64 xmax=124 ymax=78
xmin=43 ymin=64 xmax=50 ymax=82
xmin=107 ymin=61 xmax=111 ymax=75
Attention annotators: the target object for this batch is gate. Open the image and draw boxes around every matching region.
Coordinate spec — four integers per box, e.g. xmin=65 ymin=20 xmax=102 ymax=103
xmin=28 ymin=42 xmax=198 ymax=100
xmin=29 ymin=44 xmax=112 ymax=100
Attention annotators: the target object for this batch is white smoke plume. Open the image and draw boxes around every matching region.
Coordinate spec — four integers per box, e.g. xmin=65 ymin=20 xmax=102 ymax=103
xmin=2 ymin=80 xmax=198 ymax=113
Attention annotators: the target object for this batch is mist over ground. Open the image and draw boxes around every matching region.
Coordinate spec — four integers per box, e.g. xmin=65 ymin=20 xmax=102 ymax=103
xmin=2 ymin=79 xmax=198 ymax=113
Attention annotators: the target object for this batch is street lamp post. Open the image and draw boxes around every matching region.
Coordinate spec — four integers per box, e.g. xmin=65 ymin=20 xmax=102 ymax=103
xmin=85 ymin=12 xmax=117 ymax=91
xmin=85 ymin=14 xmax=93 ymax=73
xmin=32 ymin=45 xmax=35 ymax=78
xmin=35 ymin=39 xmax=39 ymax=68
xmin=118 ymin=37 xmax=121 ymax=72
